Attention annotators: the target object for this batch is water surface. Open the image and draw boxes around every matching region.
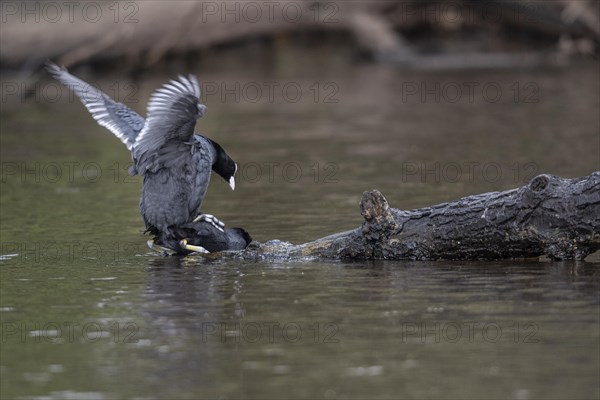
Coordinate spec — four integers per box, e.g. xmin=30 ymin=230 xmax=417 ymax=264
xmin=1 ymin=61 xmax=598 ymax=399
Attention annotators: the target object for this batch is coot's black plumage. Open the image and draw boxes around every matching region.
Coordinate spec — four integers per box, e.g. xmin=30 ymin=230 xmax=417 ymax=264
xmin=46 ymin=62 xmax=240 ymax=252
xmin=128 ymin=73 xmax=236 ymax=237
xmin=165 ymin=223 xmax=252 ymax=255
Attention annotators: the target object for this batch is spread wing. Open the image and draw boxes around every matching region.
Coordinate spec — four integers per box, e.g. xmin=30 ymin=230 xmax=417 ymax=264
xmin=45 ymin=61 xmax=144 ymax=150
xmin=133 ymin=75 xmax=204 ymax=163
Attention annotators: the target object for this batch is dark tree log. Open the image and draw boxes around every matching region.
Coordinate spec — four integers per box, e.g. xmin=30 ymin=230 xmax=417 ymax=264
xmin=227 ymin=172 xmax=599 ymax=261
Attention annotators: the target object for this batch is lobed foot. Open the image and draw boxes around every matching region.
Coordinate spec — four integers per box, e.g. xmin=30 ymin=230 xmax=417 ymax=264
xmin=193 ymin=213 xmax=225 ymax=232
xmin=179 ymin=239 xmax=209 ymax=254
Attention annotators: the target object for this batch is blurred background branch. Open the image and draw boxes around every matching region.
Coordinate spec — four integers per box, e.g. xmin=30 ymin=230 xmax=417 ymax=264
xmin=1 ymin=0 xmax=598 ymax=72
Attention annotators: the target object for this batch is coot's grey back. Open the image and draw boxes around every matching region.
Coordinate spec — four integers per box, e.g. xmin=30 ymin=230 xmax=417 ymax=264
xmin=140 ymin=136 xmax=215 ymax=232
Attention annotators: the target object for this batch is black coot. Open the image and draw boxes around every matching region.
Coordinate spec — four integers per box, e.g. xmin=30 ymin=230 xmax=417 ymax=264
xmin=46 ymin=62 xmax=244 ymax=253
xmin=162 ymin=223 xmax=252 ymax=255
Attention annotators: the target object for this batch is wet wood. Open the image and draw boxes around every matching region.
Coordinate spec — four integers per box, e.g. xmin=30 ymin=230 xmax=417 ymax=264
xmin=231 ymin=172 xmax=600 ymax=261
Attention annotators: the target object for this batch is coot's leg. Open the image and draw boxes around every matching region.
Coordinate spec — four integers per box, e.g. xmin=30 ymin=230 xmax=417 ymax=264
xmin=179 ymin=239 xmax=209 ymax=253
xmin=146 ymin=240 xmax=177 ymax=255
xmin=193 ymin=214 xmax=225 ymax=232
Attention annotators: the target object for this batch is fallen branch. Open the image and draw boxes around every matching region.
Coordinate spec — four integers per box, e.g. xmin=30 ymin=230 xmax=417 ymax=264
xmin=3 ymin=1 xmax=598 ymax=69
xmin=227 ymin=172 xmax=599 ymax=261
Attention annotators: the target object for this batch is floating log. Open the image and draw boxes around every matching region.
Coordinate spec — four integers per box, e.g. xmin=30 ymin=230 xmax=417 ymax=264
xmin=213 ymin=172 xmax=599 ymax=261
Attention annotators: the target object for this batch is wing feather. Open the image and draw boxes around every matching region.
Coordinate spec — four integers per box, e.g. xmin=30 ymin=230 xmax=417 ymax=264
xmin=133 ymin=75 xmax=204 ymax=167
xmin=45 ymin=61 xmax=144 ymax=150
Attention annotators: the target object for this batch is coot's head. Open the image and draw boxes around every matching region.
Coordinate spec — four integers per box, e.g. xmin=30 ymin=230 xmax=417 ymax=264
xmin=227 ymin=227 xmax=253 ymax=250
xmin=209 ymin=139 xmax=237 ymax=190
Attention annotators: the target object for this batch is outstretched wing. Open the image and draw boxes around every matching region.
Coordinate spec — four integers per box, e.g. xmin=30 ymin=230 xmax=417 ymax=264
xmin=45 ymin=61 xmax=144 ymax=150
xmin=133 ymin=75 xmax=204 ymax=162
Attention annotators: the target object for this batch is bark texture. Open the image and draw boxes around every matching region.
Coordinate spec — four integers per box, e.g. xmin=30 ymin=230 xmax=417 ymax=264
xmin=236 ymin=172 xmax=600 ymax=261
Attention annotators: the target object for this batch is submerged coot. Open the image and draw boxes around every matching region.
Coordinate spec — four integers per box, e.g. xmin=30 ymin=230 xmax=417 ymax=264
xmin=163 ymin=223 xmax=252 ymax=255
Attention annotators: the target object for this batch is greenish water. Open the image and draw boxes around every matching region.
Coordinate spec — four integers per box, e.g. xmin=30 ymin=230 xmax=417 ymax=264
xmin=1 ymin=62 xmax=599 ymax=399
